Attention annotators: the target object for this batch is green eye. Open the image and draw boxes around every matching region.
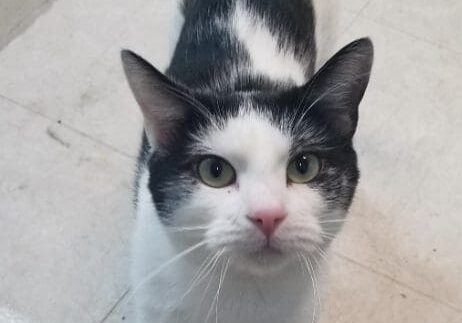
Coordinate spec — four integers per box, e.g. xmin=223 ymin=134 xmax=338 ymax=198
xmin=197 ymin=156 xmax=236 ymax=188
xmin=287 ymin=154 xmax=321 ymax=183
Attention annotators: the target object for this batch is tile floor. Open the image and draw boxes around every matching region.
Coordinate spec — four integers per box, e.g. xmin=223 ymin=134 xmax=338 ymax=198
xmin=0 ymin=0 xmax=461 ymax=322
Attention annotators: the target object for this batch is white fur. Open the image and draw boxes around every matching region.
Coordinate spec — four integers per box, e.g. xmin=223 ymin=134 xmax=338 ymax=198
xmin=232 ymin=2 xmax=307 ymax=86
xmin=131 ymin=108 xmax=333 ymax=323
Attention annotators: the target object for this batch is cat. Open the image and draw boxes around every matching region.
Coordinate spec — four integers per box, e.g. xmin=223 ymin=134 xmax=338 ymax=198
xmin=121 ymin=0 xmax=373 ymax=322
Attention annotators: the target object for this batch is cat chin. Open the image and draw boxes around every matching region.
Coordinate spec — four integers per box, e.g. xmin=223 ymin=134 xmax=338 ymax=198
xmin=225 ymin=248 xmax=298 ymax=276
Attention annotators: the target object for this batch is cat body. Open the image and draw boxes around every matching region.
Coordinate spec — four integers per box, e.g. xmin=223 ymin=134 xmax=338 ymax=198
xmin=122 ymin=1 xmax=373 ymax=322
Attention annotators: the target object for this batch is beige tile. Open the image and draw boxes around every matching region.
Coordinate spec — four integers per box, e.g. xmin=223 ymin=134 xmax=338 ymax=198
xmin=0 ymin=0 xmax=144 ymax=105
xmin=314 ymin=0 xmax=371 ymax=15
xmin=315 ymin=8 xmax=358 ymax=68
xmin=0 ymin=98 xmax=134 ymax=322
xmin=72 ymin=0 xmax=184 ymax=156
xmin=326 ymin=17 xmax=462 ymax=309
xmin=338 ymin=0 xmax=371 ymax=13
xmin=0 ymin=0 xmax=156 ymax=156
xmin=54 ymin=0 xmax=185 ymax=156
xmin=362 ymin=0 xmax=462 ymax=53
xmin=0 ymin=0 xmax=185 ymax=157
xmin=0 ymin=0 xmax=56 ymax=50
xmin=318 ymin=255 xmax=461 ymax=323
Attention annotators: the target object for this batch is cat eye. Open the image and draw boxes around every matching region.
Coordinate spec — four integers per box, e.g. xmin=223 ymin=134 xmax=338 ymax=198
xmin=197 ymin=156 xmax=236 ymax=188
xmin=287 ymin=153 xmax=321 ymax=184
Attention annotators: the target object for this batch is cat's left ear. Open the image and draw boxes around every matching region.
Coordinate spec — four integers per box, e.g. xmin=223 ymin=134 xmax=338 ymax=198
xmin=300 ymin=38 xmax=374 ymax=139
xmin=121 ymin=50 xmax=200 ymax=148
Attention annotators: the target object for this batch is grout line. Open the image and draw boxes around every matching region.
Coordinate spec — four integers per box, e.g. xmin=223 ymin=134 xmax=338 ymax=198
xmin=333 ymin=251 xmax=462 ymax=314
xmin=0 ymin=94 xmax=137 ymax=160
xmin=99 ymin=288 xmax=131 ymax=323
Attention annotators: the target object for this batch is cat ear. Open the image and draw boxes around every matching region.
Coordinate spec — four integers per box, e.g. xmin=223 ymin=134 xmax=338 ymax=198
xmin=301 ymin=38 xmax=373 ymax=139
xmin=121 ymin=50 xmax=198 ymax=147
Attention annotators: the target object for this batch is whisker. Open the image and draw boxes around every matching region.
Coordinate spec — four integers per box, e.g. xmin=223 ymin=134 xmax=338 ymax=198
xmin=318 ymin=219 xmax=349 ymax=224
xmin=215 ymin=258 xmax=230 ymax=323
xmin=309 ymin=251 xmax=322 ymax=270
xmin=198 ymin=248 xmax=224 ymax=307
xmin=307 ymin=255 xmax=321 ymax=318
xmin=180 ymin=251 xmax=218 ymax=301
xmin=320 ymin=237 xmax=334 ymax=243
xmin=164 ymin=225 xmax=210 ymax=233
xmin=297 ymin=252 xmax=316 ymax=323
xmin=320 ymin=232 xmax=338 ymax=240
xmin=314 ymin=245 xmax=329 ymax=263
xmin=299 ymin=253 xmax=318 ymax=323
xmin=205 ymin=256 xmax=229 ymax=323
xmin=124 ymin=240 xmax=208 ymax=307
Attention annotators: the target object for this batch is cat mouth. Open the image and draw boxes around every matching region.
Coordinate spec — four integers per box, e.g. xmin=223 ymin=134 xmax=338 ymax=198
xmin=232 ymin=244 xmax=294 ymax=274
xmin=248 ymin=241 xmax=285 ymax=257
xmin=260 ymin=246 xmax=284 ymax=257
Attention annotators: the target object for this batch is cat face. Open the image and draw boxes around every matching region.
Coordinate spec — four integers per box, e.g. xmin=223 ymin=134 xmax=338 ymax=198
xmin=122 ymin=38 xmax=372 ymax=274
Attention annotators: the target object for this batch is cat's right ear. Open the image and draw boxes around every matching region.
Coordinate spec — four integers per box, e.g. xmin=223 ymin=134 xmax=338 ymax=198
xmin=299 ymin=38 xmax=373 ymax=139
xmin=121 ymin=50 xmax=197 ymax=147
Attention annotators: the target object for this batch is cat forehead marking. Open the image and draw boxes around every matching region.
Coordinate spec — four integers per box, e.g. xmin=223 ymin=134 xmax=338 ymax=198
xmin=202 ymin=109 xmax=291 ymax=171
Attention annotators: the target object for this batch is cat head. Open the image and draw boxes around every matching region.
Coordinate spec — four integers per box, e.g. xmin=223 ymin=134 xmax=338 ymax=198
xmin=122 ymin=38 xmax=373 ymax=274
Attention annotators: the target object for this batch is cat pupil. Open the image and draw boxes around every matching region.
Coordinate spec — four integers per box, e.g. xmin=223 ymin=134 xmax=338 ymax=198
xmin=296 ymin=156 xmax=308 ymax=174
xmin=210 ymin=160 xmax=222 ymax=178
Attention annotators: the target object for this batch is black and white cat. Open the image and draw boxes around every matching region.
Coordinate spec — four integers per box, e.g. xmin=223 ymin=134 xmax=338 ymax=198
xmin=121 ymin=0 xmax=373 ymax=322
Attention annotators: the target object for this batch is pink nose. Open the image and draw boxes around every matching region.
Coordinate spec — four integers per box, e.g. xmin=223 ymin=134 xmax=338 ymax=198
xmin=248 ymin=209 xmax=286 ymax=237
